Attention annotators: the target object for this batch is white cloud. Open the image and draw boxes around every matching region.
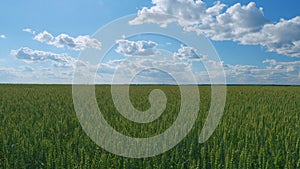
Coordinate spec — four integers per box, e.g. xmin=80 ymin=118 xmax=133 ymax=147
xmin=173 ymin=45 xmax=203 ymax=61
xmin=0 ymin=49 xmax=102 ymax=83
xmin=33 ymin=31 xmax=101 ymax=51
xmin=263 ymin=59 xmax=300 ymax=72
xmin=241 ymin=17 xmax=300 ymax=57
xmin=34 ymin=31 xmax=54 ymax=43
xmin=99 ymin=42 xmax=226 ymax=84
xmin=115 ymin=39 xmax=160 ymax=57
xmin=221 ymin=59 xmax=300 ymax=84
xmin=22 ymin=28 xmax=36 ymax=35
xmin=10 ymin=47 xmax=77 ymax=67
xmin=96 ymin=56 xmax=300 ymax=84
xmin=130 ymin=0 xmax=224 ymax=27
xmin=212 ymin=3 xmax=268 ymax=39
xmin=7 ymin=47 xmax=99 ymax=83
xmin=4 ymin=48 xmax=300 ymax=84
xmin=94 ymin=41 xmax=197 ymax=84
xmin=131 ymin=0 xmax=300 ymax=57
xmin=99 ymin=57 xmax=193 ymax=84
xmin=0 ymin=66 xmax=77 ymax=84
xmin=0 ymin=34 xmax=6 ymax=39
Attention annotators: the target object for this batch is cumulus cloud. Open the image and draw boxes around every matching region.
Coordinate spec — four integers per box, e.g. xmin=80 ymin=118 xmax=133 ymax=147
xmin=221 ymin=59 xmax=300 ymax=84
xmin=130 ymin=0 xmax=225 ymax=27
xmin=173 ymin=45 xmax=203 ymax=61
xmin=263 ymin=59 xmax=300 ymax=66
xmin=263 ymin=59 xmax=300 ymax=72
xmin=0 ymin=34 xmax=6 ymax=39
xmin=22 ymin=28 xmax=36 ymax=35
xmin=10 ymin=47 xmax=77 ymax=67
xmin=33 ymin=31 xmax=101 ymax=51
xmin=101 ymin=57 xmax=193 ymax=84
xmin=131 ymin=0 xmax=300 ymax=57
xmin=241 ymin=17 xmax=300 ymax=57
xmin=93 ymin=42 xmax=198 ymax=84
xmin=87 ymin=55 xmax=300 ymax=84
xmin=115 ymin=39 xmax=160 ymax=56
xmin=101 ymin=54 xmax=299 ymax=84
xmin=210 ymin=2 xmax=269 ymax=41
xmin=7 ymin=47 xmax=300 ymax=84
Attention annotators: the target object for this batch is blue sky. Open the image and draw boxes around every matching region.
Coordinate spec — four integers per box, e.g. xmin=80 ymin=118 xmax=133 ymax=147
xmin=0 ymin=0 xmax=300 ymax=84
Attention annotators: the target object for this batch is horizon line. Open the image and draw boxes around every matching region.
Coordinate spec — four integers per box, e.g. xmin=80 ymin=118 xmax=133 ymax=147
xmin=0 ymin=83 xmax=299 ymax=86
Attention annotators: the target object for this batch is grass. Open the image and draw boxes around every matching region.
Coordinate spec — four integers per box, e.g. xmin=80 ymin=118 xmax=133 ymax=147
xmin=0 ymin=84 xmax=300 ymax=168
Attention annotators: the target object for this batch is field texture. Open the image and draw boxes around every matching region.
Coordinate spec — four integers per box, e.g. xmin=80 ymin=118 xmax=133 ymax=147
xmin=0 ymin=85 xmax=300 ymax=168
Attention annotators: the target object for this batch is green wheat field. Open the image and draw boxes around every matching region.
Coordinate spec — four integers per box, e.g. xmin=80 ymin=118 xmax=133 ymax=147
xmin=0 ymin=85 xmax=300 ymax=168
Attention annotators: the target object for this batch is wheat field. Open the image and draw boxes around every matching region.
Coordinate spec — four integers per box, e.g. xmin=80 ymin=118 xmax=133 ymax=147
xmin=0 ymin=85 xmax=300 ymax=168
